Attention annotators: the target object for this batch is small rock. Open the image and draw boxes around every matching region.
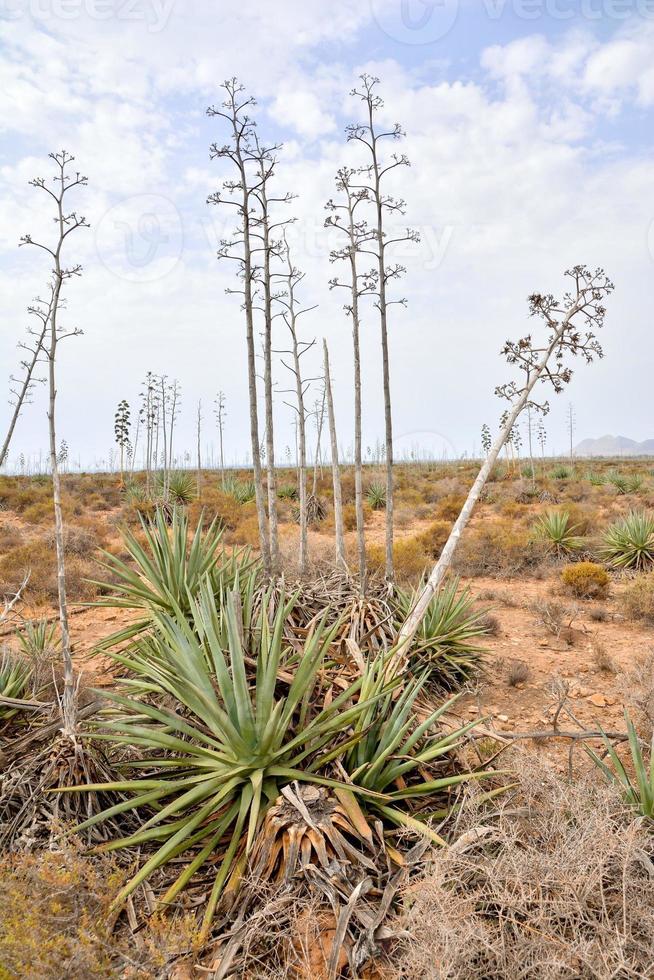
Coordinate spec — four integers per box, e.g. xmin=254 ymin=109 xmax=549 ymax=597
xmin=497 ymin=714 xmax=509 ymax=723
xmin=587 ymin=693 xmax=608 ymax=707
xmin=468 ymin=706 xmax=479 ymax=715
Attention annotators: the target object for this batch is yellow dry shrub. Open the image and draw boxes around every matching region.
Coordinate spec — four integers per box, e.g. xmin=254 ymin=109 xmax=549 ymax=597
xmin=455 ymin=519 xmax=547 ymax=577
xmin=0 ymin=539 xmax=98 ymax=603
xmin=0 ymin=844 xmax=199 ymax=979
xmin=418 ymin=520 xmax=452 ymax=559
xmin=188 ymin=487 xmax=244 ymax=531
xmin=228 ymin=512 xmax=261 ymax=548
xmin=623 ymin=573 xmax=654 ymax=623
xmin=435 ymin=494 xmax=466 ymax=522
xmin=367 ymin=536 xmax=429 ymax=584
xmin=560 ymin=562 xmax=609 ymax=599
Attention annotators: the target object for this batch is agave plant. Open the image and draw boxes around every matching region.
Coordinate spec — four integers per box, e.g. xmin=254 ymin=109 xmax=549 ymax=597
xmin=550 ymin=465 xmax=572 ymax=480
xmin=606 ymin=471 xmax=631 ymax=495
xmin=627 ymin=474 xmax=644 ymax=494
xmin=65 ymin=590 xmax=497 ymax=934
xmin=16 ymin=618 xmax=60 ymax=659
xmin=586 ymin=712 xmax=653 ymax=819
xmin=392 ymin=578 xmax=489 ymax=687
xmin=0 ymin=651 xmax=32 ymax=721
xmin=277 ymin=484 xmax=298 ymax=500
xmin=223 ymin=476 xmax=256 ymax=504
xmin=343 ymin=658 xmax=492 ymax=837
xmin=586 ymin=471 xmax=606 ymax=487
xmin=366 ymin=482 xmax=387 ymax=510
xmin=65 ymin=593 xmax=379 ymax=931
xmin=157 ymin=471 xmax=196 ymax=505
xmin=534 ymin=509 xmax=584 ymax=556
xmin=599 ymin=510 xmax=654 ymax=570
xmin=92 ymin=509 xmax=259 ymax=644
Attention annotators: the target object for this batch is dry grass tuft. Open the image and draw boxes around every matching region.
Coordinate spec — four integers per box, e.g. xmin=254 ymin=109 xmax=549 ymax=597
xmin=622 ymin=572 xmax=654 ymax=624
xmin=0 ymin=842 xmax=198 ymax=979
xmin=396 ymin=758 xmax=654 ymax=979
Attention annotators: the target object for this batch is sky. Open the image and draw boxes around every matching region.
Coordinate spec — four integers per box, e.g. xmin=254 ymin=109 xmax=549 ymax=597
xmin=1 ymin=0 xmax=653 ymax=470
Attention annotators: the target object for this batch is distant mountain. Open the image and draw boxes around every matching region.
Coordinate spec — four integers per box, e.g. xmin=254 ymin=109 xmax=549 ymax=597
xmin=575 ymin=435 xmax=654 ymax=457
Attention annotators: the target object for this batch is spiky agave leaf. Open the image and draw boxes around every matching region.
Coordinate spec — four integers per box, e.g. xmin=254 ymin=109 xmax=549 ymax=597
xmin=534 ymin=509 xmax=585 ymax=556
xmin=157 ymin=470 xmax=196 ymax=505
xmin=61 ymin=589 xmax=380 ymax=934
xmin=366 ymin=482 xmax=387 ymax=510
xmin=0 ymin=652 xmax=32 ymax=721
xmin=599 ymin=510 xmax=654 ymax=570
xmin=16 ymin=618 xmax=60 ymax=660
xmin=586 ymin=711 xmax=654 ymax=818
xmin=392 ymin=578 xmax=489 ymax=687
xmin=342 ymin=656 xmax=495 ymax=839
xmin=91 ymin=508 xmax=259 ymax=646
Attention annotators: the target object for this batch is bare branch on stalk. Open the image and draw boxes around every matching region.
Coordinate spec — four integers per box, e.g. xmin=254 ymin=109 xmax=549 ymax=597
xmin=19 ymin=150 xmax=89 ymax=736
xmin=395 ymin=265 xmax=614 ymax=669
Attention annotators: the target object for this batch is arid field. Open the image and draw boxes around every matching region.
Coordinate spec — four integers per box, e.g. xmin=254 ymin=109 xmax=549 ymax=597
xmin=2 ymin=458 xmax=654 ymax=978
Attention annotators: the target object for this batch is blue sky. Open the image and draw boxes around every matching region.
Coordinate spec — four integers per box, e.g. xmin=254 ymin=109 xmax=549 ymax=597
xmin=1 ymin=0 xmax=653 ymax=469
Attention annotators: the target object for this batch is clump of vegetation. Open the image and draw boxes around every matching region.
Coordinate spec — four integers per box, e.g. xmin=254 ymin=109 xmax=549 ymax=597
xmin=0 ymin=844 xmax=198 ymax=979
xmin=599 ymin=510 xmax=654 ymax=569
xmin=0 ymin=652 xmax=32 ymax=721
xmin=393 ymin=578 xmax=490 ymax=687
xmin=93 ymin=509 xmax=257 ymax=643
xmin=277 ymin=483 xmax=298 ymax=500
xmin=396 ymin=760 xmax=654 ymax=979
xmin=367 ymin=536 xmax=429 ymax=583
xmin=506 ymin=660 xmax=530 ymax=686
xmin=366 ymin=481 xmax=387 ymax=510
xmin=550 ymin=464 xmax=572 ymax=480
xmin=607 ymin=471 xmax=643 ymax=495
xmin=455 ymin=520 xmax=546 ymax=578
xmin=534 ymin=509 xmax=584 ymax=556
xmin=623 ymin=573 xmax=654 ymax=623
xmin=435 ymin=493 xmax=466 ymax=522
xmin=587 ymin=712 xmax=654 ymax=819
xmin=159 ymin=470 xmax=196 ymax=505
xmin=560 ymin=561 xmax=609 ymax=599
xmin=69 ymin=587 xmax=494 ymax=936
xmin=418 ymin=520 xmax=452 ymax=559
xmin=223 ymin=475 xmax=257 ymax=504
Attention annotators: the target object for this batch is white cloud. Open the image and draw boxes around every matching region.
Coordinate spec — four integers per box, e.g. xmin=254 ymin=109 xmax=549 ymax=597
xmin=1 ymin=7 xmax=654 ymax=466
